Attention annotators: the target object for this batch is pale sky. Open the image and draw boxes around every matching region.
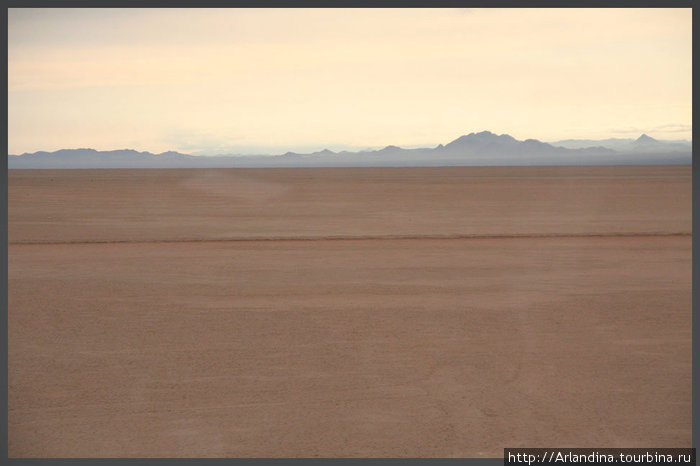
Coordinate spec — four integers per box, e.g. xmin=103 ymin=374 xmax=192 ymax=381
xmin=8 ymin=8 xmax=692 ymax=155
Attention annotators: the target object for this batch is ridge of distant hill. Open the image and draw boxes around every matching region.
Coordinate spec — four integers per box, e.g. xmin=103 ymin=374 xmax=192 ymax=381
xmin=552 ymin=134 xmax=691 ymax=153
xmin=9 ymin=131 xmax=691 ymax=168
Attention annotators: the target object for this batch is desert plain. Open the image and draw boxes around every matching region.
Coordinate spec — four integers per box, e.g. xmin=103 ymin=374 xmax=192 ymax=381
xmin=8 ymin=165 xmax=691 ymax=457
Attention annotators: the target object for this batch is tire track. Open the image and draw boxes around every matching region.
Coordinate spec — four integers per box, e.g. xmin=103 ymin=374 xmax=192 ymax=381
xmin=8 ymin=231 xmax=691 ymax=246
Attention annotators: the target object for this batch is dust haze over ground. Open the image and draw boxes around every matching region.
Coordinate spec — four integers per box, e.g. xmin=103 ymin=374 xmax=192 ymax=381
xmin=8 ymin=165 xmax=691 ymax=457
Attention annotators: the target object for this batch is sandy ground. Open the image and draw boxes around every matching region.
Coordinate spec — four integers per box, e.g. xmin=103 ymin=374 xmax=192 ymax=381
xmin=8 ymin=166 xmax=691 ymax=457
xmin=8 ymin=165 xmax=690 ymax=243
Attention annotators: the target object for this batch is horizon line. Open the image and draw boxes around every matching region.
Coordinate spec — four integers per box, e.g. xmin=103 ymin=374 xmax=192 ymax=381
xmin=9 ymin=131 xmax=694 ymax=157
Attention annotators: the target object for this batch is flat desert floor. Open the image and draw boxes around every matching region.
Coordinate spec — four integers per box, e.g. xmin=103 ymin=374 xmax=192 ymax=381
xmin=8 ymin=165 xmax=691 ymax=457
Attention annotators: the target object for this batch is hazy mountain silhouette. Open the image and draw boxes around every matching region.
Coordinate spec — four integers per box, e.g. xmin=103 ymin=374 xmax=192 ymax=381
xmin=553 ymin=134 xmax=691 ymax=153
xmin=9 ymin=131 xmax=691 ymax=168
xmin=635 ymin=134 xmax=657 ymax=144
xmin=437 ymin=131 xmax=613 ymax=157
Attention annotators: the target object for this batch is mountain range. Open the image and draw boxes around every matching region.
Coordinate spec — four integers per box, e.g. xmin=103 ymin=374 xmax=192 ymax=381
xmin=552 ymin=134 xmax=692 ymax=153
xmin=8 ymin=131 xmax=691 ymax=169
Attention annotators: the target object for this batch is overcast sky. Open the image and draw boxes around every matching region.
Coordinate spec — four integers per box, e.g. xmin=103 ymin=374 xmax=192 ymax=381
xmin=8 ymin=8 xmax=692 ymax=155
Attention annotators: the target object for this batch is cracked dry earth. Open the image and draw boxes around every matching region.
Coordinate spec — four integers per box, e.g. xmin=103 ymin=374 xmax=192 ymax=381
xmin=8 ymin=165 xmax=691 ymax=457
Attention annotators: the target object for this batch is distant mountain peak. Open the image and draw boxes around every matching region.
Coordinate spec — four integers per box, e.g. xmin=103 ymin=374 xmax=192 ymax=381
xmin=463 ymin=131 xmax=500 ymax=139
xmin=447 ymin=131 xmax=500 ymax=146
xmin=445 ymin=131 xmax=521 ymax=149
xmin=636 ymin=134 xmax=657 ymax=143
